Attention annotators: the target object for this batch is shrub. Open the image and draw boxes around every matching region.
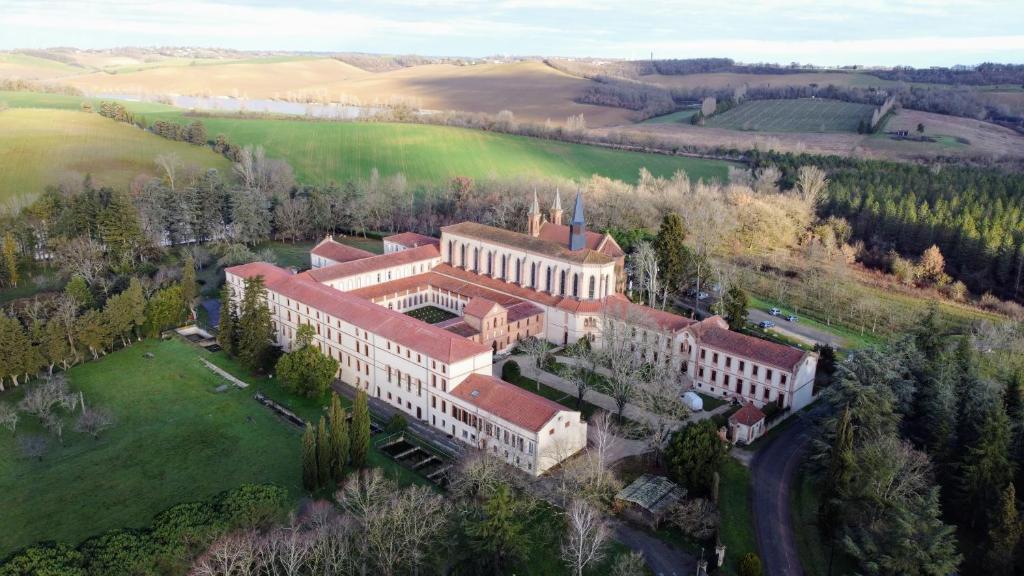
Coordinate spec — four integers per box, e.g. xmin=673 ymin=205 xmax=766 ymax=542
xmin=738 ymin=552 xmax=763 ymax=576
xmin=217 ymin=483 xmax=287 ymax=530
xmin=386 ymin=414 xmax=408 ymax=434
xmin=502 ymin=360 xmax=521 ymax=381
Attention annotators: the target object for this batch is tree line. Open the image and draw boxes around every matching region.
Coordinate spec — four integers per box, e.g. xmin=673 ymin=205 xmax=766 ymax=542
xmin=750 ymin=151 xmax=1024 ymax=303
xmin=813 ymin=307 xmax=1024 ymax=574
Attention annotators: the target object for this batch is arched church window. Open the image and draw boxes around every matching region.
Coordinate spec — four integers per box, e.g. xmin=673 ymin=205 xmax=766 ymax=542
xmin=559 ymin=270 xmax=566 ymax=295
xmin=589 ymin=276 xmax=596 ymax=299
xmin=530 ymin=262 xmax=537 ymax=287
xmin=486 ymin=251 xmax=493 ymax=275
xmin=473 ymin=247 xmax=479 ymax=272
xmin=545 ymin=267 xmax=552 ymax=292
xmin=447 ymin=240 xmax=454 ymax=264
xmin=460 ymin=244 xmax=466 ymax=268
xmin=572 ymin=273 xmax=580 ymax=298
xmin=515 ymin=259 xmax=522 ymax=284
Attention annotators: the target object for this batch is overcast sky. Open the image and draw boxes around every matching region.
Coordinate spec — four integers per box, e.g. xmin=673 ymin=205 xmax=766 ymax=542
xmin=3 ymin=0 xmax=1022 ymax=67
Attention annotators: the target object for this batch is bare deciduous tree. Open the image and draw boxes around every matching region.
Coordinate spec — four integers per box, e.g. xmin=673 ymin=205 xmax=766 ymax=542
xmin=189 ymin=530 xmax=263 ymax=576
xmin=610 ymin=550 xmax=648 ymax=576
xmin=518 ymin=336 xmax=551 ymax=390
xmin=670 ymin=498 xmax=720 ymax=540
xmin=75 ymin=406 xmax=116 ymax=439
xmin=633 ymin=241 xmax=660 ymax=308
xmin=0 ymin=401 xmax=17 ymax=434
xmin=561 ymin=499 xmax=609 ymax=576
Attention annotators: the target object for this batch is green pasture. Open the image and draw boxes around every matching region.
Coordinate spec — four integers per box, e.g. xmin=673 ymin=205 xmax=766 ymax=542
xmin=705 ymin=98 xmax=876 ymax=133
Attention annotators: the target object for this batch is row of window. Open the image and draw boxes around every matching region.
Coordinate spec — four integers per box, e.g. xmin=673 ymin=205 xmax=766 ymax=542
xmin=446 ymin=239 xmax=611 ymax=300
xmin=698 ymin=349 xmax=788 ymax=385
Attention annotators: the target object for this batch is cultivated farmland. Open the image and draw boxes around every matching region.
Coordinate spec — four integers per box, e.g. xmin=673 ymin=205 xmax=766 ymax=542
xmin=0 ymin=107 xmax=230 ymax=210
xmin=704 ymin=98 xmax=876 ymax=133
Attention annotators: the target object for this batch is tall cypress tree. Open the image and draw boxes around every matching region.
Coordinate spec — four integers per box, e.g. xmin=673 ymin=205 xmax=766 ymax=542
xmin=316 ymin=416 xmax=331 ymax=489
xmin=653 ymin=212 xmax=688 ymax=295
xmin=960 ymin=404 xmax=1014 ymax=529
xmin=329 ymin=393 xmax=350 ymax=482
xmin=819 ymin=405 xmax=855 ymax=538
xmin=301 ymin=423 xmax=317 ymax=492
xmin=181 ymin=253 xmax=198 ymax=321
xmin=985 ymin=483 xmax=1022 ymax=575
xmin=350 ymin=390 xmax=371 ymax=469
xmin=216 ymin=285 xmax=238 ymax=356
xmin=237 ymin=276 xmax=272 ymax=372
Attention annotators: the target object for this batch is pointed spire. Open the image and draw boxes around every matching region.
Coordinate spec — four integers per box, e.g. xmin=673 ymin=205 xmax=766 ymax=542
xmin=552 ymin=188 xmax=562 ymax=212
xmin=530 ymin=188 xmax=540 ymax=215
xmin=571 ymin=189 xmax=585 ymax=224
xmin=569 ymin=189 xmax=586 ymax=251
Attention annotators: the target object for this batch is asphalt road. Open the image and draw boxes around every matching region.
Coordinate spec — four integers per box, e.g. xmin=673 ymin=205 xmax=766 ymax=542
xmin=750 ymin=407 xmax=824 ymax=576
xmin=611 ymin=519 xmax=696 ymax=576
xmin=747 ymin=309 xmax=846 ymax=349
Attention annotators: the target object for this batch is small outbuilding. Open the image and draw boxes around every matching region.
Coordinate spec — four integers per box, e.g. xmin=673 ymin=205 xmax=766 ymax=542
xmin=728 ymin=403 xmax=766 ymax=445
xmin=614 ymin=474 xmax=686 ymax=528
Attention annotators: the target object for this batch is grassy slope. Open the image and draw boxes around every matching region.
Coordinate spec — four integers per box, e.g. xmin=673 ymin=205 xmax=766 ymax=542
xmin=0 ymin=107 xmax=231 ymax=208
xmin=0 ymin=339 xmax=299 ymax=555
xmin=1 ymin=91 xmax=732 ymax=186
xmin=0 ymin=338 xmax=426 ymax=556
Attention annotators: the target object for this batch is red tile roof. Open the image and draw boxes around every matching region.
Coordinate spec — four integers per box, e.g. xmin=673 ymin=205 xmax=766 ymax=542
xmin=729 ymin=403 xmax=766 ymax=426
xmin=603 ymin=294 xmax=696 ymax=332
xmin=451 ymin=373 xmax=568 ymax=432
xmin=441 ymin=222 xmax=614 ymax=265
xmin=537 ymin=222 xmax=625 ymax=258
xmin=305 ymin=244 xmax=440 ymax=283
xmin=384 ymin=232 xmax=440 ymax=249
xmin=224 ymin=262 xmax=295 ymax=286
xmin=464 ymin=297 xmax=503 ymax=318
xmin=266 ymin=271 xmax=490 ymax=363
xmin=311 ymin=237 xmax=376 ymax=264
xmin=699 ymin=327 xmax=808 ymax=371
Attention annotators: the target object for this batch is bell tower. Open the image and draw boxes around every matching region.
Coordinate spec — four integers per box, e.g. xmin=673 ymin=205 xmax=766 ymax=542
xmin=550 ymin=188 xmax=564 ymax=226
xmin=569 ymin=190 xmax=586 ymax=251
xmin=528 ymin=189 xmax=542 ymax=237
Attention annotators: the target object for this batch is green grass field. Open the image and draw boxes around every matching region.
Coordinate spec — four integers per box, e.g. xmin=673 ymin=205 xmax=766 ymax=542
xmin=0 ymin=339 xmax=300 ymax=555
xmin=705 ymin=99 xmax=876 ymax=133
xmin=0 ymin=106 xmax=230 ymax=210
xmin=406 ymin=306 xmax=458 ymax=324
xmin=719 ymin=458 xmax=756 ymax=575
xmin=1 ymin=91 xmax=733 ymax=187
xmin=0 ymin=338 xmax=426 ymax=556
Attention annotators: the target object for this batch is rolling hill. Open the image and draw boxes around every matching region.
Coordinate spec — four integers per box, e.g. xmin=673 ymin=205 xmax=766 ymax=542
xmin=0 ymin=107 xmax=231 ymax=211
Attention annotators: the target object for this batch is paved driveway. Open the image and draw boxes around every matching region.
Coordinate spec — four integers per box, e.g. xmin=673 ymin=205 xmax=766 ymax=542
xmin=750 ymin=405 xmax=828 ymax=576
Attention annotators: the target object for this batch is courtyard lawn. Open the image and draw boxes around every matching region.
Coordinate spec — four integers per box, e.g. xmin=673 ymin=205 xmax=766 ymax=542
xmin=504 ymin=371 xmax=601 ymax=420
xmin=696 ymin=392 xmax=728 ymax=411
xmin=405 ymin=306 xmax=458 ymax=324
xmin=0 ymin=338 xmax=300 ymax=556
xmin=719 ymin=458 xmax=756 ymax=575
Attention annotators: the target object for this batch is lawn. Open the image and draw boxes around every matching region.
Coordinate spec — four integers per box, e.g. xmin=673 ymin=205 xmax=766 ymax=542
xmin=696 ymin=392 xmax=727 ymax=411
xmin=0 ymin=106 xmax=230 ymax=210
xmin=405 ymin=305 xmax=458 ymax=324
xmin=0 ymin=337 xmax=428 ymax=556
xmin=0 ymin=338 xmax=300 ymax=556
xmin=505 ymin=370 xmax=601 ymax=420
xmin=2 ymin=91 xmax=733 ymax=187
xmin=705 ymin=98 xmax=876 ymax=133
xmin=719 ymin=458 xmax=756 ymax=575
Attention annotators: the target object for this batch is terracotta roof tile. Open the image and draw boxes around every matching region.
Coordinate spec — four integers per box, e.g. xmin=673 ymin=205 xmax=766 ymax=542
xmin=699 ymin=327 xmax=808 ymax=371
xmin=441 ymin=222 xmax=613 ymax=265
xmin=383 ymin=232 xmax=440 ymax=249
xmin=224 ymin=262 xmax=295 ymax=287
xmin=451 ymin=373 xmax=568 ymax=432
xmin=603 ymin=294 xmax=697 ymax=332
xmin=464 ymin=297 xmax=503 ymax=318
xmin=311 ymin=237 xmax=376 ymax=264
xmin=266 ymin=271 xmax=490 ymax=363
xmin=537 ymin=222 xmax=625 ymax=258
xmin=730 ymin=404 xmax=766 ymax=426
xmin=305 ymin=244 xmax=440 ymax=282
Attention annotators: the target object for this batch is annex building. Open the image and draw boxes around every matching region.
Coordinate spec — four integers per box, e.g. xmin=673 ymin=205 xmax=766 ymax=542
xmin=226 ymin=190 xmax=816 ymax=475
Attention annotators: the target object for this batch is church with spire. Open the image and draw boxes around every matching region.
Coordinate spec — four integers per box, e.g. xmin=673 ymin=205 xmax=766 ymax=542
xmin=224 ymin=188 xmax=817 ymax=475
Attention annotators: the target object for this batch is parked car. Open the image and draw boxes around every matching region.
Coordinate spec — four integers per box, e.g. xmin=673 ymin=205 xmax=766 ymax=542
xmin=758 ymin=320 xmax=775 ymax=329
xmin=768 ymin=307 xmax=781 ymax=316
xmin=785 ymin=315 xmax=799 ymax=322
